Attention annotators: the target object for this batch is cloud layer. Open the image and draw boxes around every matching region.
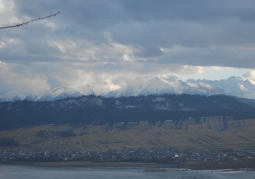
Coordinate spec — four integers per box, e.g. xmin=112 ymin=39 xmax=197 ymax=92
xmin=1 ymin=0 xmax=255 ymax=93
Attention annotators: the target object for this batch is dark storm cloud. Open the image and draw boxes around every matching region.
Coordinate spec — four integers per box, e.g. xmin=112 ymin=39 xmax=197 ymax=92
xmin=1 ymin=0 xmax=255 ymax=92
xmin=14 ymin=0 xmax=255 ymax=26
xmin=9 ymin=0 xmax=255 ymax=65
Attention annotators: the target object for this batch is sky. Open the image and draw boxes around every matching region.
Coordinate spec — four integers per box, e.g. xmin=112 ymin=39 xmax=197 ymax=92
xmin=0 ymin=0 xmax=255 ymax=94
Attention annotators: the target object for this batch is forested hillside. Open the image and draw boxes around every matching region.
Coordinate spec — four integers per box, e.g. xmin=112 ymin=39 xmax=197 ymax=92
xmin=0 ymin=94 xmax=254 ymax=129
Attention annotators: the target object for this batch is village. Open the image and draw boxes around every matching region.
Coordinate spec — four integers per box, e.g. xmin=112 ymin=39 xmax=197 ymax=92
xmin=1 ymin=147 xmax=255 ymax=166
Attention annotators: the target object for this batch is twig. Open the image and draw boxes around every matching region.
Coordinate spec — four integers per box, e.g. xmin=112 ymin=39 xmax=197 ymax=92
xmin=0 ymin=11 xmax=60 ymax=30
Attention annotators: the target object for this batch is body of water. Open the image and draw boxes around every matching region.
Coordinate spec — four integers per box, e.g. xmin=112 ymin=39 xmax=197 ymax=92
xmin=0 ymin=165 xmax=255 ymax=179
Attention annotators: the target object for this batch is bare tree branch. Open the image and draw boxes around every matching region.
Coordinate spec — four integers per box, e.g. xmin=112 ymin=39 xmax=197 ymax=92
xmin=0 ymin=11 xmax=60 ymax=30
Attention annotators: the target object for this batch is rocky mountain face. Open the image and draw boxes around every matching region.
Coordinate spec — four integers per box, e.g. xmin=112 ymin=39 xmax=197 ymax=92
xmin=1 ymin=76 xmax=255 ymax=101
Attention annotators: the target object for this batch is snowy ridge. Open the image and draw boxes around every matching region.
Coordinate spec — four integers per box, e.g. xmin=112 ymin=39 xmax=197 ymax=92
xmin=1 ymin=76 xmax=255 ymax=101
xmin=108 ymin=75 xmax=223 ymax=97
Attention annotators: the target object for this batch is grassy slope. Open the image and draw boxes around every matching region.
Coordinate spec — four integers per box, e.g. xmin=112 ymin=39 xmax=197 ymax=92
xmin=1 ymin=118 xmax=255 ymax=151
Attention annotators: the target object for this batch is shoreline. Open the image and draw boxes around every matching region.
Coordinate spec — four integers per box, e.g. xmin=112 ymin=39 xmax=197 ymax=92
xmin=1 ymin=161 xmax=254 ymax=171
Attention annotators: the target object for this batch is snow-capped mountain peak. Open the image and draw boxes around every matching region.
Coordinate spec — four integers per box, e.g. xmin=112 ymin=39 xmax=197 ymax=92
xmin=1 ymin=76 xmax=255 ymax=101
xmin=36 ymin=87 xmax=82 ymax=101
xmin=160 ymin=75 xmax=179 ymax=82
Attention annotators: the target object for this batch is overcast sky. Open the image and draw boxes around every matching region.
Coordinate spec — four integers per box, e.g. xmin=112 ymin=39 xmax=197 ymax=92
xmin=1 ymin=0 xmax=255 ymax=94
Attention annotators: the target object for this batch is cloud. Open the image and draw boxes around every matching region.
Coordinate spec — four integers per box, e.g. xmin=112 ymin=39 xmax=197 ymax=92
xmin=1 ymin=0 xmax=255 ymax=93
xmin=0 ymin=62 xmax=50 ymax=94
xmin=243 ymin=71 xmax=255 ymax=79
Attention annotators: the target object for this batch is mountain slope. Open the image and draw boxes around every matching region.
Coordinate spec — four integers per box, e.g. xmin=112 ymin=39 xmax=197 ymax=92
xmin=2 ymin=118 xmax=255 ymax=151
xmin=1 ymin=94 xmax=255 ymax=129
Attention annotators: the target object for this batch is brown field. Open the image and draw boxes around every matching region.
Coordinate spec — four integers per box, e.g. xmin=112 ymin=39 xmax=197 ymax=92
xmin=1 ymin=117 xmax=255 ymax=151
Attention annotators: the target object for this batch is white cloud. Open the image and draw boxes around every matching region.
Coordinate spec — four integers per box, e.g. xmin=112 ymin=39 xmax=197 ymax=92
xmin=0 ymin=60 xmax=7 ymax=68
xmin=243 ymin=71 xmax=255 ymax=79
xmin=0 ymin=0 xmax=20 ymax=27
xmin=0 ymin=63 xmax=50 ymax=94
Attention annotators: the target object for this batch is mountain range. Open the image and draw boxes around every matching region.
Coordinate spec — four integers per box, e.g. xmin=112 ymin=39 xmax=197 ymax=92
xmin=1 ymin=76 xmax=255 ymax=101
